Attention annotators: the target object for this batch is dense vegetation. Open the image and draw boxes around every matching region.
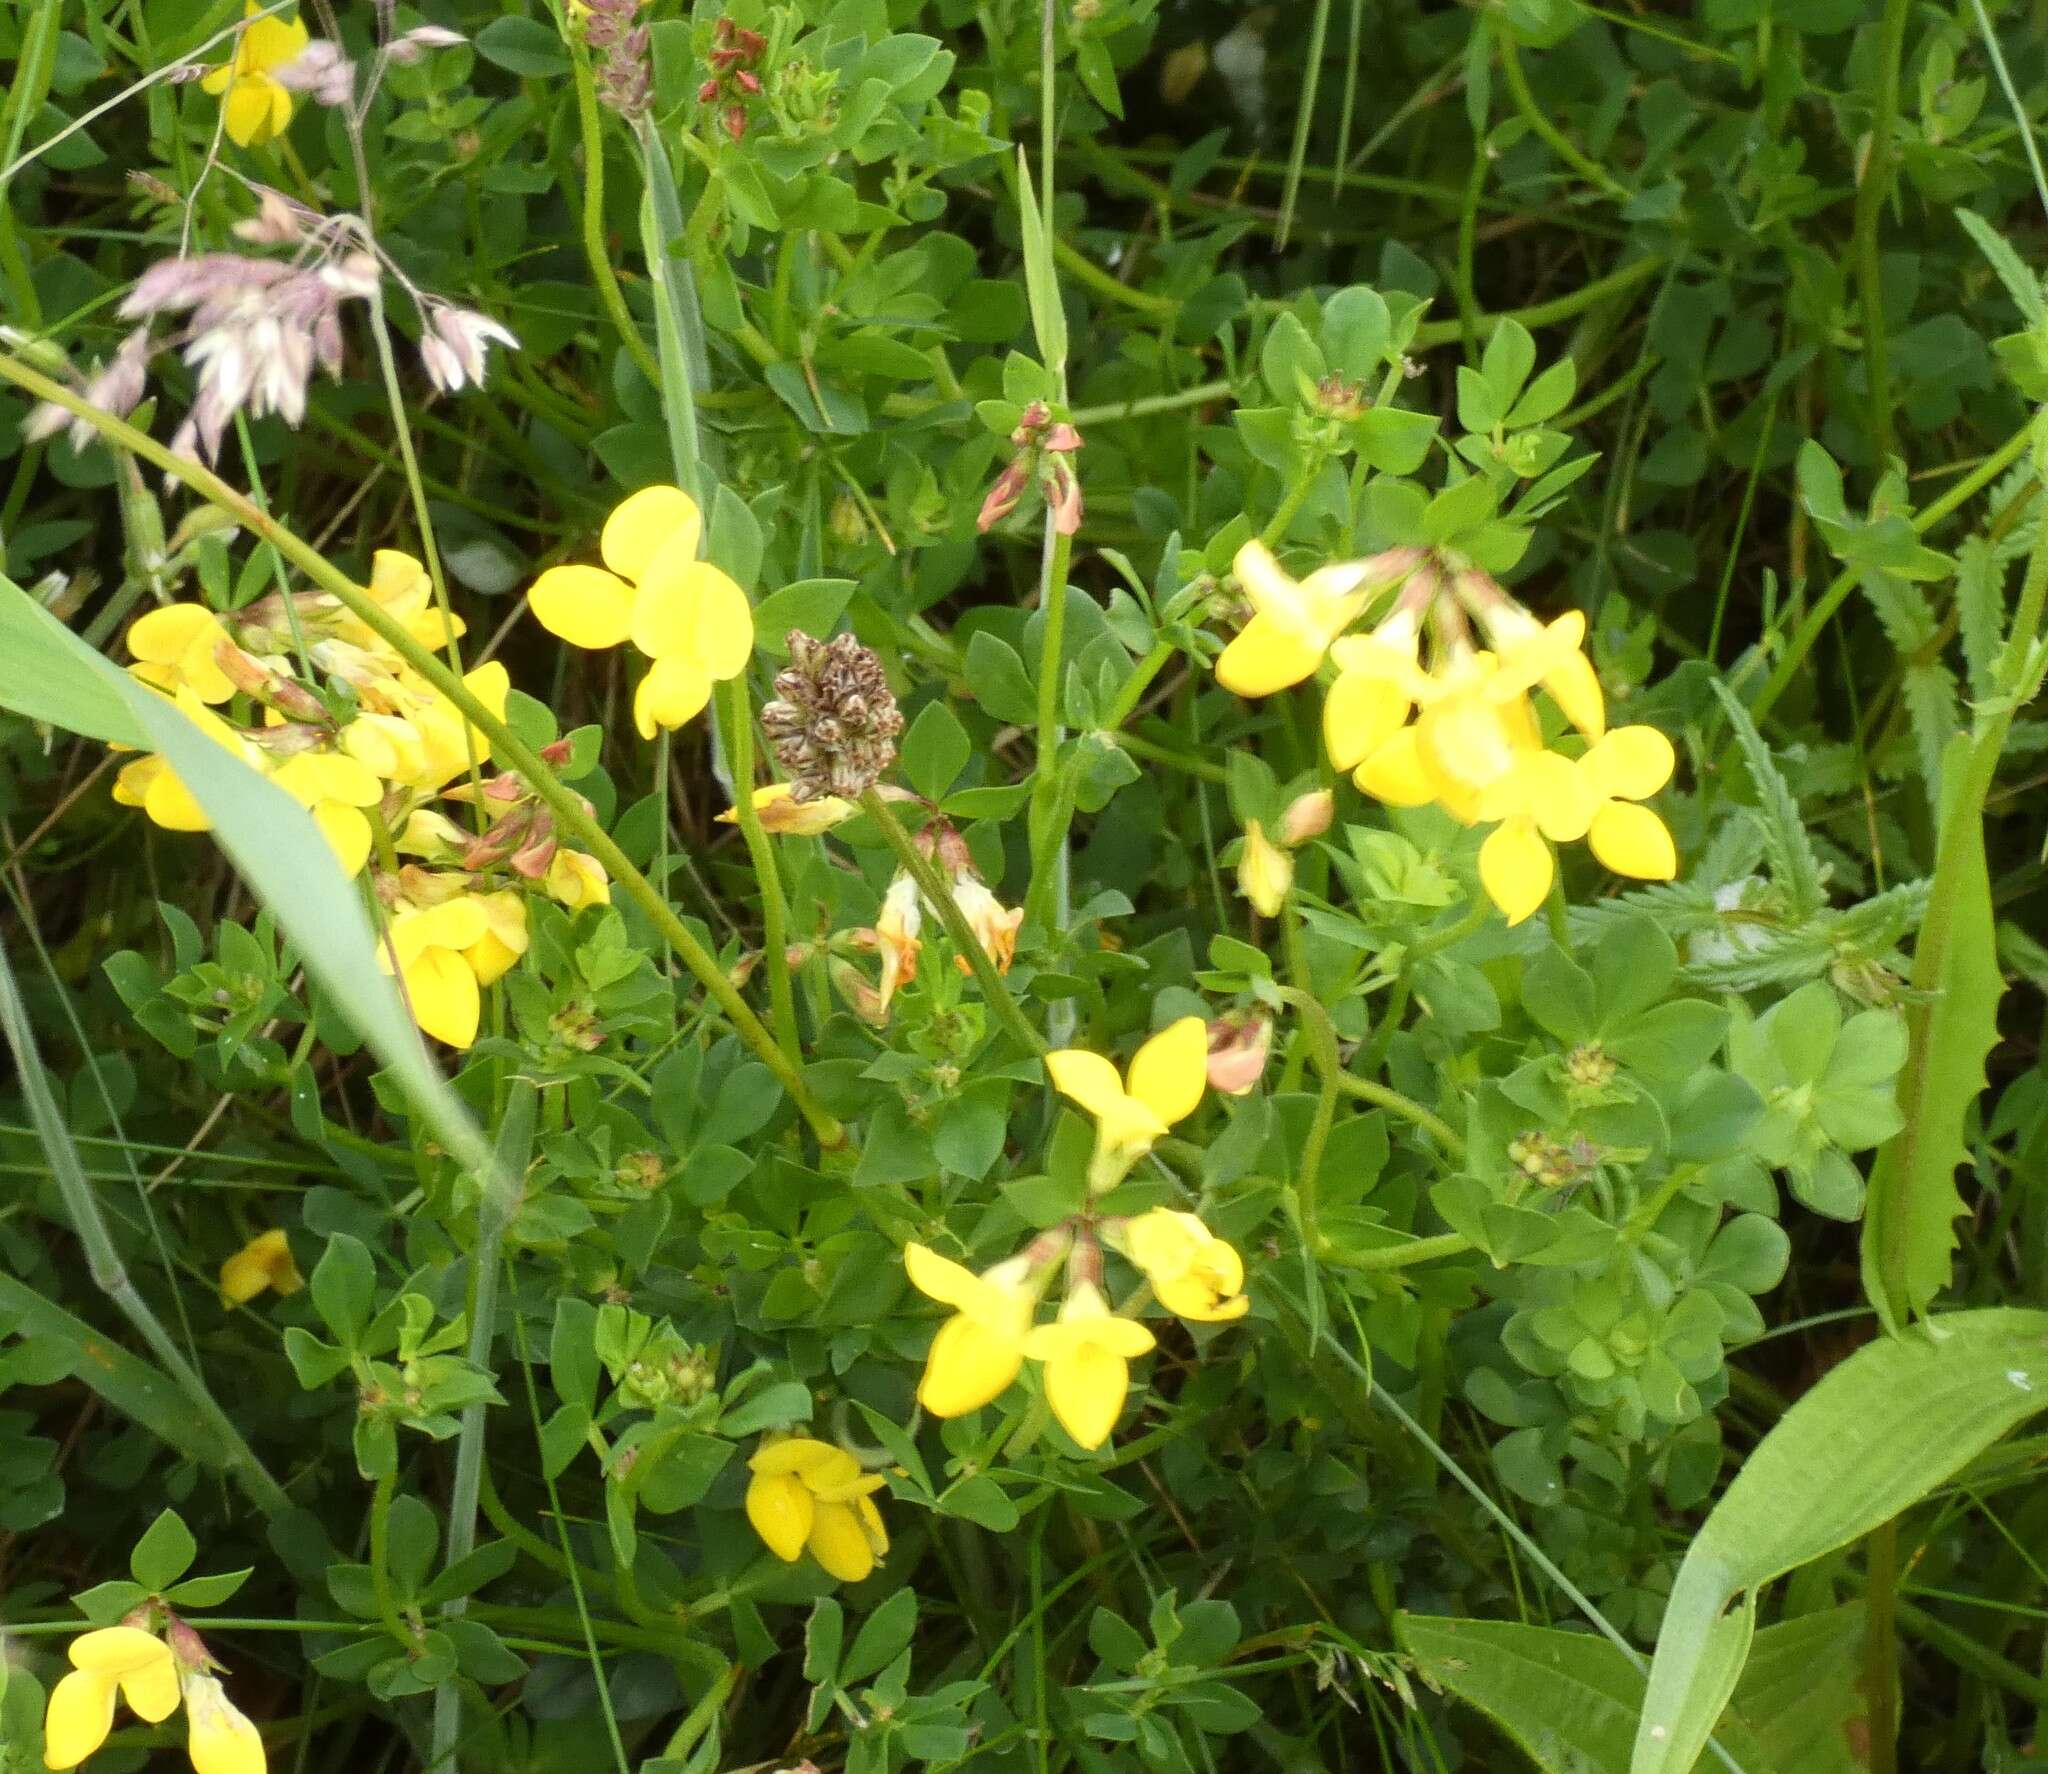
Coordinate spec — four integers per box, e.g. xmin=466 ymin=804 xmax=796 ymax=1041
xmin=5 ymin=0 xmax=2048 ymax=1769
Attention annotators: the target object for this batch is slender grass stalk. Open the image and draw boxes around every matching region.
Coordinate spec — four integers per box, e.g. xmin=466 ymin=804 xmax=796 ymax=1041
xmin=1967 ymin=0 xmax=2048 ymax=223
xmin=1854 ymin=0 xmax=1912 ymax=463
xmin=571 ymin=48 xmax=662 ymax=389
xmin=1275 ymin=0 xmax=1333 ymax=249
xmin=0 ymin=938 xmax=291 ymax=1516
xmin=1493 ymin=26 xmax=1631 ymax=203
xmin=859 ymin=789 xmax=1047 ymax=1059
xmin=0 ymin=351 xmax=846 ymax=1147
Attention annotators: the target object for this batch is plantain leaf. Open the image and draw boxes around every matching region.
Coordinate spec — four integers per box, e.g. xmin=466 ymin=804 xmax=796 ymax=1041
xmin=1861 ymin=730 xmax=2004 ymax=1331
xmin=1631 ymin=1308 xmax=2048 ymax=1773
xmin=1400 ymin=1604 xmax=1867 ymax=1774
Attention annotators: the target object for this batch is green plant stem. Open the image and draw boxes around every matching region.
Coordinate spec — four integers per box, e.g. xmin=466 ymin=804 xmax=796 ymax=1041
xmin=1277 ymin=986 xmax=1340 ymax=1246
xmin=0 ymin=938 xmax=290 ymax=1515
xmin=1896 ymin=1599 xmax=2048 ymax=1707
xmin=860 ymin=789 xmax=1047 ymax=1058
xmin=367 ymin=1468 xmax=410 ymax=1644
xmin=1331 ymin=1071 xmax=1467 ymax=1154
xmin=1116 ymin=729 xmax=1227 ymax=782
xmin=1854 ymin=0 xmax=1912 ymax=462
xmin=1494 ymin=26 xmax=1631 ymax=202
xmin=717 ymin=677 xmax=800 ymax=1065
xmin=1865 ymin=1519 xmax=1901 ymax=1774
xmin=1103 ymin=641 xmax=1175 ymax=730
xmin=1029 ymin=526 xmax=1076 ymax=951
xmin=572 ymin=48 xmax=662 ymax=389
xmin=1275 ymin=0 xmax=1333 ymax=249
xmin=0 ymin=351 xmax=845 ymax=1147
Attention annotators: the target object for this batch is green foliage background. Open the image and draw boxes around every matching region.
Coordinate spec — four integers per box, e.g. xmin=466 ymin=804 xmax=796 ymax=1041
xmin=5 ymin=0 xmax=2048 ymax=1769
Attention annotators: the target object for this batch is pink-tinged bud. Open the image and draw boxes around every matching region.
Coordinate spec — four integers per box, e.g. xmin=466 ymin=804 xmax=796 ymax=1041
xmin=736 ymin=69 xmax=762 ymax=93
xmin=722 ymin=103 xmax=747 ymax=140
xmin=698 ymin=77 xmax=720 ymax=101
xmin=1045 ymin=458 xmax=1084 ymax=537
xmin=1010 ymin=400 xmax=1052 ymax=445
xmin=977 ymin=457 xmax=1032 ymax=532
xmin=1280 ymin=789 xmax=1334 ymax=847
xmin=509 ymin=829 xmax=558 ymax=880
xmin=930 ymin=821 xmax=974 ymax=878
xmin=829 ymin=956 xmax=889 ymax=1026
xmin=1041 ymin=422 xmax=1082 ymax=454
xmin=540 ymin=737 xmax=575 ymax=767
xmin=1066 ymin=1231 xmax=1104 ymax=1289
xmin=165 ymin=1618 xmax=213 ymax=1670
xmin=483 ymin=772 xmax=526 ymax=804
xmin=1206 ymin=1013 xmax=1272 ymax=1096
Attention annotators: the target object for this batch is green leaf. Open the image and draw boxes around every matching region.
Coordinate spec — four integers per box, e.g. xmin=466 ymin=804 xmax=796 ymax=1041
xmin=1861 ymin=731 xmax=2004 ymax=1331
xmin=1954 ymin=206 xmax=2046 ymax=324
xmin=473 ymin=15 xmax=569 ymax=77
xmin=963 ymin=631 xmax=1038 ymax=725
xmin=129 ymin=1507 xmax=198 ymax=1590
xmin=1012 ymin=149 xmax=1067 ymax=373
xmin=1631 ymin=1308 xmax=2048 ymax=1773
xmin=1709 ymin=680 xmax=1826 ymax=920
xmin=753 ymin=580 xmax=856 ymax=654
xmin=900 ymin=701 xmax=971 ymax=801
xmin=841 ymin=1588 xmax=917 ymax=1684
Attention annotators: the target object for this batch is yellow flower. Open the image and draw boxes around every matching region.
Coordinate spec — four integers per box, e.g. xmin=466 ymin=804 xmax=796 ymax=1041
xmin=200 ymin=3 xmax=310 ymax=149
xmin=526 ymin=485 xmax=754 ymax=738
xmin=1481 ymin=604 xmax=1605 ymax=739
xmin=178 ymin=1671 xmax=266 ymax=1774
xmin=1234 ymin=820 xmax=1292 ymax=917
xmin=1322 ymin=609 xmax=1429 ymax=772
xmin=340 ymin=712 xmax=431 ymax=786
xmin=874 ymin=871 xmax=921 ymax=1011
xmin=902 ymin=1244 xmax=1039 ymax=1416
xmin=127 ymin=605 xmax=238 ymax=705
xmin=1020 ymin=1281 xmax=1155 ymax=1450
xmin=43 ymin=1627 xmax=181 ymax=1771
xmin=267 ymin=750 xmax=384 ymax=878
xmin=219 ymin=1229 xmax=303 ymax=1305
xmin=951 ymin=876 xmax=1022 ymax=974
xmin=1214 ymin=541 xmax=1383 ymax=698
xmin=718 ymin=783 xmax=856 ymax=835
xmin=1580 ymin=725 xmax=1678 ymax=882
xmin=110 ymin=692 xmax=257 ymax=834
xmin=744 ymin=1437 xmax=889 ymax=1584
xmin=406 ymin=662 xmax=510 ymax=792
xmin=380 ymin=894 xmax=521 ymax=1049
xmin=342 ymin=551 xmax=464 ymax=654
xmin=1120 ymin=1208 xmax=1251 ymax=1322
xmin=394 ymin=807 xmax=467 ymax=859
xmin=1045 ymin=1015 xmax=1207 ymax=1192
xmin=543 ymin=849 xmax=611 ymax=909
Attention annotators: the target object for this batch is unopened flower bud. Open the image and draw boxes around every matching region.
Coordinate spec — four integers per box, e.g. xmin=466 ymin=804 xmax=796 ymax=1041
xmin=1206 ymin=1013 xmax=1272 ymax=1096
xmin=1279 ymin=789 xmax=1334 ymax=847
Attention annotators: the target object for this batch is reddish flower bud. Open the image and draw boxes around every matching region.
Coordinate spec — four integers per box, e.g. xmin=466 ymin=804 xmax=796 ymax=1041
xmin=1206 ymin=1013 xmax=1273 ymax=1096
xmin=977 ymin=456 xmax=1032 ymax=532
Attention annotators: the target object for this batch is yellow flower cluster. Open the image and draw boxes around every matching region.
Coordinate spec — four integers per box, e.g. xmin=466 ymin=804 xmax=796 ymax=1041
xmin=44 ymin=1624 xmax=263 ymax=1774
xmin=526 ymin=485 xmax=754 ymax=738
xmin=109 ymin=552 xmax=610 ymax=1049
xmin=902 ymin=1020 xmax=1248 ymax=1451
xmin=1218 ymin=541 xmax=1678 ymax=925
xmin=744 ymin=1436 xmax=891 ymax=1584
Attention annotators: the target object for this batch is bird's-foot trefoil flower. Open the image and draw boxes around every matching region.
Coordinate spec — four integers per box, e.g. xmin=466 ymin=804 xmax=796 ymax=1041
xmin=1021 ymin=1276 xmax=1155 ymax=1450
xmin=201 ymin=3 xmax=311 ymax=148
xmin=1046 ymin=1016 xmax=1208 ymax=1194
xmin=1117 ymin=1208 xmax=1251 ymax=1322
xmin=902 ymin=1235 xmax=1065 ymax=1417
xmin=744 ymin=1437 xmax=890 ymax=1584
xmin=1215 ymin=542 xmax=1423 ymax=698
xmin=718 ymin=782 xmax=858 ymax=835
xmin=873 ymin=871 xmax=922 ymax=1012
xmin=525 ymin=485 xmax=754 ymax=738
xmin=43 ymin=1619 xmax=265 ymax=1774
xmin=219 ymin=1230 xmax=303 ymax=1305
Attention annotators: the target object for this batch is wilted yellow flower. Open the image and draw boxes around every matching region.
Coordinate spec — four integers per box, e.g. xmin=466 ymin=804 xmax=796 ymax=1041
xmin=1120 ymin=1208 xmax=1250 ymax=1322
xmin=718 ymin=782 xmax=856 ymax=835
xmin=178 ymin=1669 xmax=266 ymax=1774
xmin=1234 ymin=820 xmax=1292 ymax=917
xmin=951 ymin=876 xmax=1022 ymax=974
xmin=43 ymin=1627 xmax=181 ymax=1771
xmin=1021 ymin=1281 xmax=1154 ymax=1449
xmin=1046 ymin=1016 xmax=1207 ymax=1192
xmin=744 ymin=1437 xmax=889 ymax=1584
xmin=219 ymin=1229 xmax=303 ymax=1305
xmin=200 ymin=3 xmax=310 ymax=148
xmin=874 ymin=871 xmax=921 ymax=1011
xmin=526 ymin=485 xmax=754 ymax=738
xmin=903 ymin=1244 xmax=1041 ymax=1416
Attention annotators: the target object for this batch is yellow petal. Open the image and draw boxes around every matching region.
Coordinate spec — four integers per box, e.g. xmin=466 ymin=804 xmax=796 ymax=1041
xmin=630 ymin=561 xmax=754 ymax=680
xmin=1588 ymin=800 xmax=1677 ymax=881
xmin=744 ymin=1469 xmax=813 ymax=1562
xmin=1476 ymin=748 xmax=1597 ymax=845
xmin=1126 ymin=1016 xmax=1207 ymax=1130
xmin=1581 ymin=725 xmax=1676 ymax=803
xmin=1039 ymin=1342 xmax=1130 ymax=1450
xmin=1478 ymin=817 xmax=1553 ymax=927
xmin=601 ymin=485 xmax=702 ymax=583
xmin=903 ymin=1243 xmax=980 ymax=1311
xmin=399 ymin=946 xmax=480 ymax=1048
xmin=242 ymin=12 xmax=308 ymax=71
xmin=1235 ymin=821 xmax=1293 ymax=917
xmin=1354 ymin=727 xmax=1436 ymax=808
xmin=1543 ymin=645 xmax=1605 ymax=739
xmin=807 ymin=1500 xmax=879 ymax=1583
xmin=128 ymin=604 xmax=220 ymax=665
xmin=42 ymin=1669 xmax=116 ymax=1771
xmin=201 ymin=63 xmax=233 ymax=93
xmin=1323 ymin=667 xmax=1412 ymax=771
xmin=181 ymin=1673 xmax=267 ymax=1774
xmin=143 ymin=764 xmax=212 ymax=833
xmin=527 ymin=565 xmax=635 ymax=650
xmin=917 ymin=1312 xmax=1024 ymax=1416
xmin=1215 ymin=611 xmax=1325 ymax=698
xmin=632 ymin=653 xmax=712 ymax=738
xmin=222 ymin=76 xmax=282 ymax=147
xmin=1044 ymin=1049 xmax=1127 ymax=1122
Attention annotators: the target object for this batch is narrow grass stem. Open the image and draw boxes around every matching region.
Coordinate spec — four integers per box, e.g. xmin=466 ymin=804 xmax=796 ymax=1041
xmin=860 ymin=789 xmax=1047 ymax=1058
xmin=1493 ymin=27 xmax=1631 ymax=203
xmin=573 ymin=49 xmax=662 ymax=389
xmin=0 ymin=353 xmax=845 ymax=1147
xmin=718 ymin=676 xmax=800 ymax=1064
xmin=1854 ymin=0 xmax=1911 ymax=462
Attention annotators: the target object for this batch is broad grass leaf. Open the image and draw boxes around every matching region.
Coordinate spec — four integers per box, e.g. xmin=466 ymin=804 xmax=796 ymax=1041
xmin=1631 ymin=1308 xmax=2048 ymax=1773
xmin=0 ymin=580 xmax=145 ymax=744
xmin=1861 ymin=731 xmax=2003 ymax=1331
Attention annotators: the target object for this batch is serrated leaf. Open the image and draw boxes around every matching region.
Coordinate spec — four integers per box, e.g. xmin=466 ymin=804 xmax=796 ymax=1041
xmin=1900 ymin=659 xmax=1959 ymax=803
xmin=1710 ymin=681 xmax=1826 ymax=920
xmin=1955 ymin=206 xmax=2046 ymax=324
xmin=1861 ymin=731 xmax=2005 ymax=1331
xmin=1955 ymin=536 xmax=2005 ymax=700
